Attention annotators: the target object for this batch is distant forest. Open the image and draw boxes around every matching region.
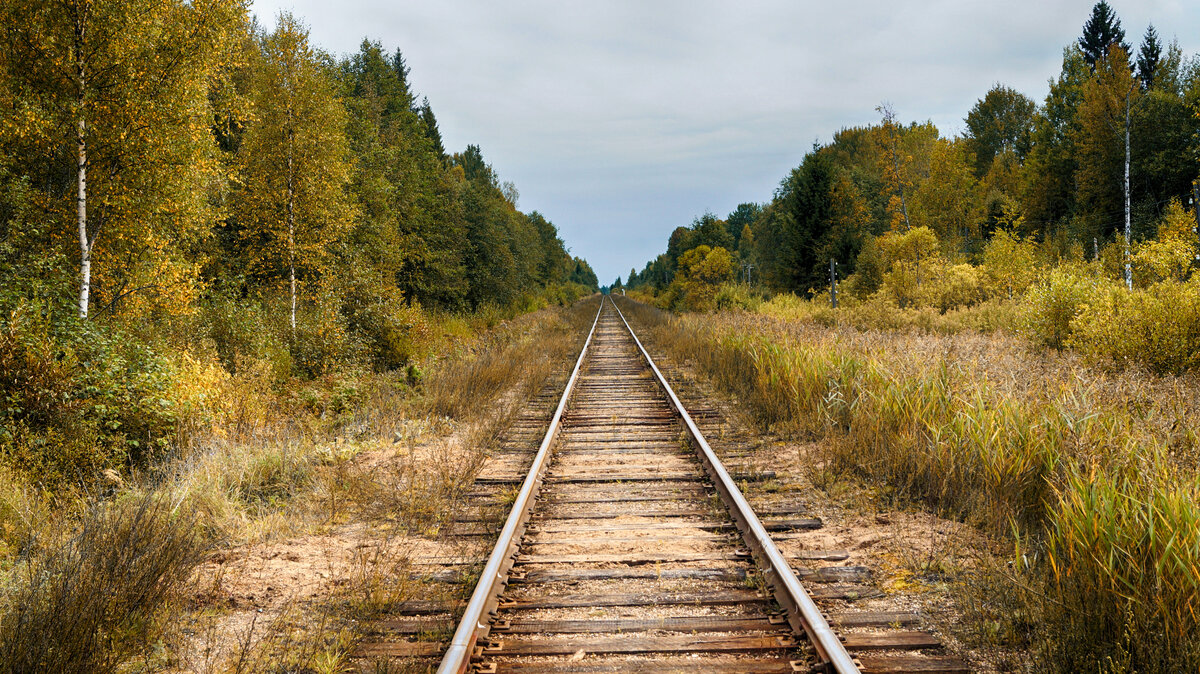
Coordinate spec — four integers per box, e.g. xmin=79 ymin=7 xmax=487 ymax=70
xmin=624 ymin=1 xmax=1199 ymax=302
xmin=0 ymin=3 xmax=597 ymax=366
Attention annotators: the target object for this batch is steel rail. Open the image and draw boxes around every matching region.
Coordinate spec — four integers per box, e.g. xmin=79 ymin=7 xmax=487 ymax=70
xmin=610 ymin=297 xmax=861 ymax=674
xmin=437 ymin=295 xmax=605 ymax=674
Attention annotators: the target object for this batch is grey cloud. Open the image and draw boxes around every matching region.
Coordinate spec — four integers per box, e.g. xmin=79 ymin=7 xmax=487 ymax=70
xmin=253 ymin=0 xmax=1199 ymax=283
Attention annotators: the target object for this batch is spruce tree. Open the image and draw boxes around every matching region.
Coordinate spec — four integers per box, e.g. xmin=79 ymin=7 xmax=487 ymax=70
xmin=1136 ymin=24 xmax=1162 ymax=90
xmin=419 ymin=97 xmax=446 ymax=159
xmin=1078 ymin=1 xmax=1129 ymax=68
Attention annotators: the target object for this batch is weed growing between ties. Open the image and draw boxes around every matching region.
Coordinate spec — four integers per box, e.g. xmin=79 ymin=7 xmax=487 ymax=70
xmin=615 ymin=295 xmax=1200 ymax=672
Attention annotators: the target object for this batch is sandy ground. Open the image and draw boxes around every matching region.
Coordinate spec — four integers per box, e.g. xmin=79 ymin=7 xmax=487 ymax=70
xmin=167 ymin=427 xmax=490 ymax=672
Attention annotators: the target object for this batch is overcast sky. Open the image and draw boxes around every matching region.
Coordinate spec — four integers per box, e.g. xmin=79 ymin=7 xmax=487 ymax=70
xmin=249 ymin=1 xmax=1199 ymax=284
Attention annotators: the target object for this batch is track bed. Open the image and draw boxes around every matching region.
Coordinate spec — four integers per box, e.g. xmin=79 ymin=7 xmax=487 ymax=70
xmin=356 ymin=298 xmax=970 ymax=673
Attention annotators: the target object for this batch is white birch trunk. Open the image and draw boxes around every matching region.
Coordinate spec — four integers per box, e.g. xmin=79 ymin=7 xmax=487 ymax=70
xmin=286 ymin=114 xmax=296 ymax=335
xmin=1124 ymin=91 xmax=1132 ymax=291
xmin=77 ymin=118 xmax=89 ymax=318
xmin=75 ymin=6 xmax=90 ymax=320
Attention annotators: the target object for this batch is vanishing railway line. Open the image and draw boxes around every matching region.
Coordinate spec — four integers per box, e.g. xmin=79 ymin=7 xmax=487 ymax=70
xmin=357 ymin=296 xmax=969 ymax=673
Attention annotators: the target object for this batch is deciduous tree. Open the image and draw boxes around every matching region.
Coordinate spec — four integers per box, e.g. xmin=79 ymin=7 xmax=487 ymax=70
xmin=234 ymin=13 xmax=353 ymax=334
xmin=964 ymin=85 xmax=1036 ymax=177
xmin=0 ymin=0 xmax=243 ymax=319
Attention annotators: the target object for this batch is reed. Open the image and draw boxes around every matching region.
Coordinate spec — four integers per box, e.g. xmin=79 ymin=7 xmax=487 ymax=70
xmin=616 ymin=295 xmax=1200 ymax=671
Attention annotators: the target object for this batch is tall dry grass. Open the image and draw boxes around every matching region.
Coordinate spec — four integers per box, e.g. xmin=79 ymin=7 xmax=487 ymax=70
xmin=0 ymin=296 xmax=602 ymax=672
xmin=615 ymin=295 xmax=1200 ymax=672
xmin=0 ymin=494 xmax=205 ymax=674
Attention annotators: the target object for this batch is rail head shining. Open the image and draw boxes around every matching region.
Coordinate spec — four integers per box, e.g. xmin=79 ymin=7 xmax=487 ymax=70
xmin=437 ymin=295 xmax=606 ymax=674
xmin=610 ymin=297 xmax=861 ymax=674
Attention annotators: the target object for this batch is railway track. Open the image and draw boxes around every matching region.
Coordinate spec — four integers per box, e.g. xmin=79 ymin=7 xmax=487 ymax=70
xmin=357 ymin=296 xmax=969 ymax=673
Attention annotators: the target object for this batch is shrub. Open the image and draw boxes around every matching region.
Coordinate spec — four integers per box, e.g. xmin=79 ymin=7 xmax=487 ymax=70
xmin=847 ymin=236 xmax=885 ymax=299
xmin=759 ymin=293 xmax=816 ymax=322
xmin=1070 ymin=279 xmax=1200 ymax=374
xmin=713 ymin=282 xmax=762 ymax=312
xmin=1022 ymin=266 xmax=1102 ymax=350
xmin=982 ymin=227 xmax=1040 ymax=299
xmin=342 ymin=286 xmax=431 ymax=372
xmin=925 ymin=263 xmax=984 ymax=312
xmin=291 ymin=287 xmax=356 ymax=378
xmin=671 ymin=245 xmax=735 ymax=312
xmin=0 ymin=305 xmax=182 ymax=483
xmin=1132 ymin=198 xmax=1199 ymax=286
xmin=0 ymin=494 xmax=206 ymax=673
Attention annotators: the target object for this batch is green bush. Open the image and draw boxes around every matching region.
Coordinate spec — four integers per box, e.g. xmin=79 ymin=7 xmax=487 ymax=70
xmin=713 ymin=282 xmax=762 ymax=312
xmin=0 ymin=304 xmax=182 ymax=485
xmin=1022 ymin=266 xmax=1102 ymax=350
xmin=200 ymin=290 xmax=276 ymax=374
xmin=1070 ymin=279 xmax=1200 ymax=374
xmin=927 ymin=263 xmax=985 ymax=312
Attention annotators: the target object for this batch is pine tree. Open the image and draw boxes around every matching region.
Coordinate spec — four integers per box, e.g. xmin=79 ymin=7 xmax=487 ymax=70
xmin=341 ymin=40 xmax=467 ymax=309
xmin=419 ymin=97 xmax=446 ymax=160
xmin=1136 ymin=25 xmax=1162 ymax=90
xmin=1078 ymin=1 xmax=1129 ymax=68
xmin=1022 ymin=47 xmax=1089 ymax=232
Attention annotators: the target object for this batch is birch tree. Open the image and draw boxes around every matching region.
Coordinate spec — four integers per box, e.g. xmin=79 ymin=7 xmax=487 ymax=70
xmin=0 ymin=0 xmax=242 ymax=318
xmin=1076 ymin=46 xmax=1139 ymax=288
xmin=234 ymin=14 xmax=352 ymax=335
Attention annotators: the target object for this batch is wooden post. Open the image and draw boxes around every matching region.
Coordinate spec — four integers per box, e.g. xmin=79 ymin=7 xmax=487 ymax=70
xmin=1194 ymin=181 xmax=1200 ymax=267
xmin=830 ymin=258 xmax=837 ymax=309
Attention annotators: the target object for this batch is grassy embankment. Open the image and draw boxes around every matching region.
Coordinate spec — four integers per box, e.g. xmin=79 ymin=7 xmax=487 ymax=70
xmin=0 ymin=295 xmax=599 ymax=673
xmin=616 ymin=293 xmax=1200 ymax=673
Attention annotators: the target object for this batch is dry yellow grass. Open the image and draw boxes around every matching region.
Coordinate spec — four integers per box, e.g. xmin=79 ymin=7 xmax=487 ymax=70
xmin=616 ymin=295 xmax=1200 ymax=672
xmin=0 ymin=296 xmax=601 ymax=673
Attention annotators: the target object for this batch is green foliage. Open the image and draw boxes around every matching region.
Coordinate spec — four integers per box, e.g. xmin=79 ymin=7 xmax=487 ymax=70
xmin=1078 ymin=1 xmax=1129 ymax=67
xmin=1070 ymin=279 xmax=1200 ymax=374
xmin=1022 ymin=266 xmax=1100 ymax=350
xmin=964 ymin=85 xmax=1037 ymax=176
xmin=982 ymin=227 xmax=1041 ymax=298
xmin=668 ymin=245 xmax=735 ymax=312
xmin=713 ymin=283 xmax=763 ymax=312
xmin=0 ymin=306 xmax=182 ymax=483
